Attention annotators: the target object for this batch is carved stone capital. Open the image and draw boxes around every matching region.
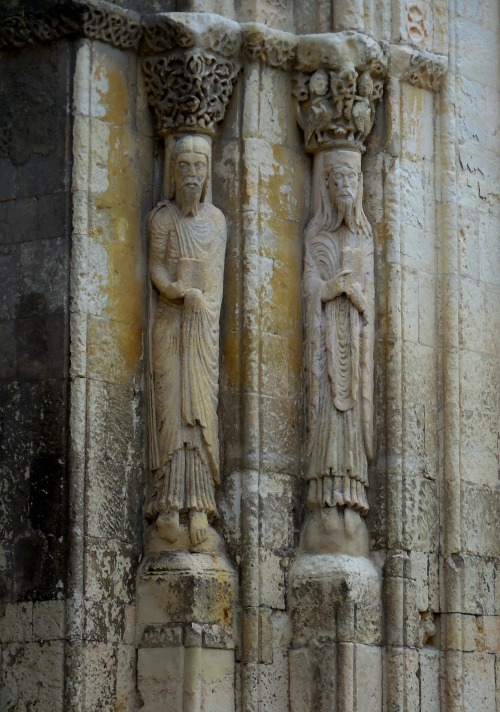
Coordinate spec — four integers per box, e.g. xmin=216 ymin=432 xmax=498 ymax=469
xmin=389 ymin=44 xmax=448 ymax=92
xmin=140 ymin=13 xmax=241 ymax=137
xmin=0 ymin=0 xmax=141 ymax=52
xmin=292 ymin=32 xmax=388 ymax=153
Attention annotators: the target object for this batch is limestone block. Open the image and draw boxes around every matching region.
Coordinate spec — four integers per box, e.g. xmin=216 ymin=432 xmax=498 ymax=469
xmin=259 ymin=617 xmax=290 ymax=712
xmin=0 ymin=602 xmax=32 ymax=643
xmin=463 ymin=652 xmax=496 ymax=712
xmin=1 ymin=641 xmax=64 ymax=712
xmin=290 ymin=554 xmax=382 ymax=646
xmin=258 ymin=68 xmax=302 ymax=149
xmin=459 ymin=277 xmax=489 ymax=354
xmin=138 ymin=647 xmax=234 ymax=712
xmin=458 ymin=143 xmax=499 ymax=203
xmin=84 ymin=600 xmax=127 ymax=644
xmin=443 ymin=554 xmax=497 ymax=615
xmin=87 ymin=316 xmax=144 ymax=386
xmin=33 ymin=600 xmax=64 ymax=641
xmin=259 ymin=548 xmax=286 ymax=610
xmin=457 ymin=76 xmax=487 ymax=147
xmin=261 ymin=331 xmax=301 ymax=402
xmin=116 ymin=644 xmax=137 ymax=712
xmin=85 ymin=380 xmax=143 ymax=541
xmin=383 ymin=646 xmax=420 ymax=711
xmin=400 ymin=225 xmax=437 ymax=276
xmin=136 ymin=553 xmax=237 ymax=643
xmin=418 ymin=271 xmax=437 ymax=347
xmin=260 ymin=395 xmax=300 ymax=475
xmin=401 ymin=266 xmax=419 ymax=343
xmin=138 ymin=647 xmax=184 ymax=711
xmin=462 ymin=482 xmax=500 ymax=556
xmin=418 ymin=649 xmax=441 ymax=712
xmin=401 ymin=83 xmax=434 ymax=161
xmin=458 ymin=202 xmax=481 ymax=280
xmin=462 ymin=483 xmax=500 ymax=557
xmin=385 ymin=576 xmax=420 ymax=648
xmin=399 ymin=473 xmax=439 ymax=554
xmin=289 ymin=646 xmax=315 ymax=712
xmin=83 ymin=642 xmax=116 ymax=712
xmin=355 ymin=644 xmax=382 ymax=711
xmin=456 ymin=19 xmax=498 ymax=87
xmin=259 ymin=472 xmax=295 ymax=551
xmin=410 ymin=550 xmax=430 ymax=612
xmin=459 ymin=351 xmax=498 ymax=487
xmin=479 ymin=209 xmax=500 ymax=285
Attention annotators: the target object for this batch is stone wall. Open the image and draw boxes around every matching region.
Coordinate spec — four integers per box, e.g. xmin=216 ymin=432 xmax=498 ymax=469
xmin=0 ymin=41 xmax=73 ymax=711
xmin=0 ymin=0 xmax=498 ymax=710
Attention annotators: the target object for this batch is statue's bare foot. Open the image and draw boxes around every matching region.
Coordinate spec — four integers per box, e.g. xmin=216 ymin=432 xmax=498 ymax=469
xmin=189 ymin=510 xmax=209 ymax=545
xmin=156 ymin=510 xmax=179 ymax=543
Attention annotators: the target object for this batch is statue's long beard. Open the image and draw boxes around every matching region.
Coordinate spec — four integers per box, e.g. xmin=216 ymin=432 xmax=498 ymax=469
xmin=332 ymin=196 xmax=357 ymax=232
xmin=179 ymin=185 xmax=202 ymax=216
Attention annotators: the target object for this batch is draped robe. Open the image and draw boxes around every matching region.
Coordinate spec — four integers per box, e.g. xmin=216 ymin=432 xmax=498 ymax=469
xmin=304 ymin=222 xmax=374 ymax=516
xmin=147 ymin=200 xmax=226 ymax=522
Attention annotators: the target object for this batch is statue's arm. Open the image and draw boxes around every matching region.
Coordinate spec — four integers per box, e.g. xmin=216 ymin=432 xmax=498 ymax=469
xmin=150 ymin=211 xmax=184 ymax=301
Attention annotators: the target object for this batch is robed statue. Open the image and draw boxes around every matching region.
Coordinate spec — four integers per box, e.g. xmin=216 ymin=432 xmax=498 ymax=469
xmin=302 ymin=148 xmax=374 ymax=556
xmin=146 ymin=134 xmax=227 ymax=549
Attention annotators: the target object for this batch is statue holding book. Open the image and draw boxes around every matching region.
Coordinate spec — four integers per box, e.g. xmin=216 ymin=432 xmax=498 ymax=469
xmin=146 ymin=134 xmax=227 ymax=549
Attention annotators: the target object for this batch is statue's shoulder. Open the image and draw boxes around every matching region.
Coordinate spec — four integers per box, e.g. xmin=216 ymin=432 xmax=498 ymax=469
xmin=149 ymin=200 xmax=177 ymax=228
xmin=204 ymin=203 xmax=227 ymax=234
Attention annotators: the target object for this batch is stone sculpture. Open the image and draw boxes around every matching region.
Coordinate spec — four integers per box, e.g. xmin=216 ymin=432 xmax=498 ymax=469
xmin=291 ymin=33 xmax=386 ymax=556
xmin=147 ymin=133 xmax=227 ymax=548
xmin=302 ymin=147 xmax=374 ymax=556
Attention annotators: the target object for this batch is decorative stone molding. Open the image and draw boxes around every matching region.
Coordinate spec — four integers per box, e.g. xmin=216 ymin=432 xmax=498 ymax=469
xmin=0 ymin=0 xmax=141 ymax=52
xmin=141 ymin=12 xmax=240 ymax=58
xmin=292 ymin=32 xmax=388 ymax=152
xmin=241 ymin=23 xmax=297 ymax=69
xmin=389 ymin=44 xmax=448 ymax=92
xmin=140 ymin=14 xmax=241 ymax=137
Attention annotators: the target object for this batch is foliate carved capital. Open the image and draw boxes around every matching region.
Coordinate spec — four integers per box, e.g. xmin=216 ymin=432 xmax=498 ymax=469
xmin=389 ymin=45 xmax=447 ymax=92
xmin=292 ymin=32 xmax=388 ymax=153
xmin=140 ymin=14 xmax=241 ymax=137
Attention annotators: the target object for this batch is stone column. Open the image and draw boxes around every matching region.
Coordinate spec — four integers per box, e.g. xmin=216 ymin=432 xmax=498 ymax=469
xmin=289 ymin=31 xmax=387 ymax=712
xmin=135 ymin=14 xmax=241 ymax=712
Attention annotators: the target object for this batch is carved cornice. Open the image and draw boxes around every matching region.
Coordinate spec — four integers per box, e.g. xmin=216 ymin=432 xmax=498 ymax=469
xmin=292 ymin=32 xmax=388 ymax=153
xmin=141 ymin=12 xmax=240 ymax=57
xmin=389 ymin=45 xmax=448 ymax=92
xmin=140 ymin=14 xmax=241 ymax=137
xmin=0 ymin=1 xmax=141 ymax=52
xmin=241 ymin=23 xmax=297 ymax=70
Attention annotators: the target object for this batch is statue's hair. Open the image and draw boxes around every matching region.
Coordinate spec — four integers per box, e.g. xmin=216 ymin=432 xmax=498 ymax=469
xmin=308 ymin=149 xmax=371 ymax=240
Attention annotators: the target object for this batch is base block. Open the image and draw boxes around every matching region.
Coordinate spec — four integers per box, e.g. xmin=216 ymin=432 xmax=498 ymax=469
xmin=136 ymin=552 xmax=237 ymax=712
xmin=290 ymin=553 xmax=382 ymax=712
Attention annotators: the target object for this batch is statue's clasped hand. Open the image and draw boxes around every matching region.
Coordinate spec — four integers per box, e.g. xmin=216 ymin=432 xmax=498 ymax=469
xmin=184 ymin=288 xmax=204 ymax=308
xmin=321 ymin=268 xmax=352 ymax=302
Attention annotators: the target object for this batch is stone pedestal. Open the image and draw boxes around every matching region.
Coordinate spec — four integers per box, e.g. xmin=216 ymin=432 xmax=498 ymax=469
xmin=136 ymin=550 xmax=238 ymax=712
xmin=289 ymin=554 xmax=382 ymax=712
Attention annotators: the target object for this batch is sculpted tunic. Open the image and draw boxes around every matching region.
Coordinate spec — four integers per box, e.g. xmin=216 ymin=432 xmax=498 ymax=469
xmin=304 ymin=223 xmax=374 ymax=516
xmin=147 ymin=201 xmax=226 ymax=521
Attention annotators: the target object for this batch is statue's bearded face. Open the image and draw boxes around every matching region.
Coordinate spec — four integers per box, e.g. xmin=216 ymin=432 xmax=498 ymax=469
xmin=174 ymin=151 xmax=208 ymax=207
xmin=327 ymin=163 xmax=359 ymax=214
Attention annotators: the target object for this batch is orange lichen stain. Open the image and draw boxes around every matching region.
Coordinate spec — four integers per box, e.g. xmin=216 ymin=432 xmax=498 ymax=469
xmin=221 ymin=257 xmax=241 ymax=390
xmin=90 ymin=59 xmax=145 ymax=379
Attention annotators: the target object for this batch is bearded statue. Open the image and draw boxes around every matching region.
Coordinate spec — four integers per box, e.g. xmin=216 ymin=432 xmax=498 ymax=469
xmin=302 ymin=148 xmax=374 ymax=557
xmin=146 ymin=134 xmax=227 ymax=550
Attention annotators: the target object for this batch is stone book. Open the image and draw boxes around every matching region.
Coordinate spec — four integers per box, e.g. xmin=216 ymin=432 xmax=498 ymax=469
xmin=177 ymin=257 xmax=206 ymax=293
